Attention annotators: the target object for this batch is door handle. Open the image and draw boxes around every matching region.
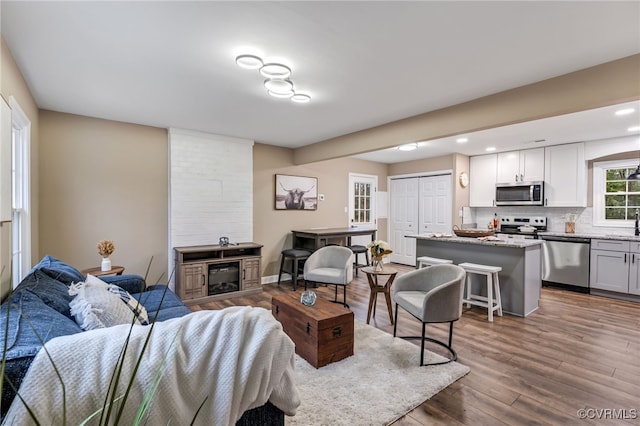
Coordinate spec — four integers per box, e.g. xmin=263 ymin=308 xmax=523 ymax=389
xmin=515 ymin=174 xmax=518 ymax=181
xmin=624 ymin=253 xmax=627 ymax=263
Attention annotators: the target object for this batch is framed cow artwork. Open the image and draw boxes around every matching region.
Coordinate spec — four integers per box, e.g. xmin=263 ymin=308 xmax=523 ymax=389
xmin=275 ymin=174 xmax=318 ymax=210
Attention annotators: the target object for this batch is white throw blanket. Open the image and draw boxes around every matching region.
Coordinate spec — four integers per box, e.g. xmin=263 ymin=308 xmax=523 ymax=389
xmin=4 ymin=306 xmax=300 ymax=425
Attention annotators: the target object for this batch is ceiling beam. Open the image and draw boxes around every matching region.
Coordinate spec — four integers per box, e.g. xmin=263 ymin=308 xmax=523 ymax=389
xmin=293 ymin=54 xmax=640 ymax=165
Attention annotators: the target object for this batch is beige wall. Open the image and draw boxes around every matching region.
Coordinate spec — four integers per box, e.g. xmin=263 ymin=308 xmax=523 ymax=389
xmin=254 ymin=143 xmax=388 ymax=277
xmin=1 ymin=36 xmax=39 ymax=298
xmin=39 ymin=111 xmax=169 ymax=282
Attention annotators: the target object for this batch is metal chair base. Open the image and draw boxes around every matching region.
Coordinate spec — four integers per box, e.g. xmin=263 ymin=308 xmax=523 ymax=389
xmin=304 ymin=281 xmax=349 ymax=308
xmin=393 ymin=304 xmax=457 ymax=366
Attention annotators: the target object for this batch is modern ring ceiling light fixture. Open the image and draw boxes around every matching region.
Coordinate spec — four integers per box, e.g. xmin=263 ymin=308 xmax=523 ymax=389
xmin=260 ymin=63 xmax=291 ymax=79
xmin=235 ymin=55 xmax=263 ymax=70
xmin=235 ymin=53 xmax=311 ymax=103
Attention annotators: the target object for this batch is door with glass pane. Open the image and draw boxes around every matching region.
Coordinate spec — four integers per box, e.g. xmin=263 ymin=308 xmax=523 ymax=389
xmin=348 ymin=174 xmax=377 ymax=247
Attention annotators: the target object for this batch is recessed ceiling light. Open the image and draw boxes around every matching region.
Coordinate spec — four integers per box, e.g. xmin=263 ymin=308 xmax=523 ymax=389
xmin=398 ymin=143 xmax=418 ymax=151
xmin=291 ymin=93 xmax=311 ymax=103
xmin=628 ymin=126 xmax=640 ymax=132
xmin=235 ymin=54 xmax=263 ymax=69
xmin=456 ymin=137 xmax=468 ymax=143
xmin=260 ymin=63 xmax=292 ymax=79
xmin=615 ymin=108 xmax=636 ymax=116
xmin=264 ymin=79 xmax=294 ymax=94
xmin=267 ymin=90 xmax=294 ymax=99
xmin=485 ymin=147 xmax=496 ymax=152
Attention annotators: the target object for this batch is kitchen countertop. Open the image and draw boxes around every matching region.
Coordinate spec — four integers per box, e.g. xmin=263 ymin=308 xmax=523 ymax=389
xmin=537 ymin=231 xmax=640 ymax=242
xmin=406 ymin=234 xmax=543 ymax=248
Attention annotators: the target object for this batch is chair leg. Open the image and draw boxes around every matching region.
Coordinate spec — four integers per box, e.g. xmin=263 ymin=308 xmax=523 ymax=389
xmin=277 ymin=256 xmax=286 ymax=286
xmin=487 ymin=273 xmax=494 ymax=322
xmin=420 ymin=322 xmax=426 ymax=366
xmin=291 ymin=258 xmax=298 ymax=291
xmin=343 ymin=285 xmax=347 ymax=308
xmin=448 ymin=321 xmax=454 ymax=347
xmin=393 ymin=303 xmax=399 ymax=337
xmin=354 ymin=253 xmax=359 ymax=276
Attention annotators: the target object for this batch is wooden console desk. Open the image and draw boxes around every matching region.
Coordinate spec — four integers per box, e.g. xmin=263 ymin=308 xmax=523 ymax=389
xmin=292 ymin=227 xmax=377 ymax=251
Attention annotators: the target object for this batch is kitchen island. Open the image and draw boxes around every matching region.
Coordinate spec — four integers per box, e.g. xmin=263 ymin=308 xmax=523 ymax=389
xmin=407 ymin=234 xmax=543 ymax=317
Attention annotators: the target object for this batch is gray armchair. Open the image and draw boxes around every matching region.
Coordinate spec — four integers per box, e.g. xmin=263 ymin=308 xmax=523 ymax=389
xmin=392 ymin=264 xmax=466 ymax=366
xmin=303 ymin=245 xmax=354 ymax=308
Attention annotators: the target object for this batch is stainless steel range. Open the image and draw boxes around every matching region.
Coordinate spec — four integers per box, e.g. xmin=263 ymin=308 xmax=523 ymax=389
xmin=498 ymin=216 xmax=547 ymax=239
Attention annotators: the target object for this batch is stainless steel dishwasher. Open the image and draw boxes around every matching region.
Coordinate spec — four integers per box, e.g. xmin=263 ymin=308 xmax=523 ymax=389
xmin=541 ymin=235 xmax=591 ymax=293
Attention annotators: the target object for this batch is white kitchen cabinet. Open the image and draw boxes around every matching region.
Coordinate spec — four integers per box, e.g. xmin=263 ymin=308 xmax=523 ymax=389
xmin=544 ymin=142 xmax=586 ymax=207
xmin=629 ymin=242 xmax=640 ymax=296
xmin=590 ymin=239 xmax=640 ymax=294
xmin=496 ymin=148 xmax=544 ymax=183
xmin=469 ymin=154 xmax=497 ymax=207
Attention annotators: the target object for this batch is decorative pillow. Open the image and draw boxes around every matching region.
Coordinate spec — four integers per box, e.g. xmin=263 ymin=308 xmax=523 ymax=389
xmin=85 ymin=275 xmax=149 ymax=325
xmin=30 ymin=255 xmax=86 ymax=285
xmin=68 ymin=276 xmax=149 ymax=331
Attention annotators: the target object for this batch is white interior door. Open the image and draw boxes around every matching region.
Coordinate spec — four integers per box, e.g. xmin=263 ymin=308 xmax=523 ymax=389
xmin=348 ymin=173 xmax=377 ymax=247
xmin=419 ymin=175 xmax=452 ymax=234
xmin=389 ymin=178 xmax=418 ymax=265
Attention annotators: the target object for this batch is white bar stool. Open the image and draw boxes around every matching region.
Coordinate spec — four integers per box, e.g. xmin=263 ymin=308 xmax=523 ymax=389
xmin=416 ymin=256 xmax=453 ymax=269
xmin=458 ymin=262 xmax=503 ymax=322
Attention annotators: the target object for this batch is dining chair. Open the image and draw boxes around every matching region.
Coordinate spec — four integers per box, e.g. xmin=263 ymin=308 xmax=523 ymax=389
xmin=303 ymin=245 xmax=354 ymax=308
xmin=392 ymin=264 xmax=466 ymax=366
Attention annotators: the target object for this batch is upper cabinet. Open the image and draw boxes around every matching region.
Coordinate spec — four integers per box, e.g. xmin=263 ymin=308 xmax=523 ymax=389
xmin=496 ymin=148 xmax=545 ymax=183
xmin=544 ymin=142 xmax=586 ymax=207
xmin=469 ymin=154 xmax=497 ymax=207
xmin=469 ymin=142 xmax=586 ymax=208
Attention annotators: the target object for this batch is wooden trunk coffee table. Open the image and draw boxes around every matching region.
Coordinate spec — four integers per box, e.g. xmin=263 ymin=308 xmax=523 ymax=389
xmin=271 ymin=292 xmax=354 ymax=368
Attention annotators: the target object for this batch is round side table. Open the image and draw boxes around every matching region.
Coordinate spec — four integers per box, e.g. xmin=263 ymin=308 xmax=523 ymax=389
xmin=81 ymin=265 xmax=125 ymax=277
xmin=361 ymin=266 xmax=398 ymax=325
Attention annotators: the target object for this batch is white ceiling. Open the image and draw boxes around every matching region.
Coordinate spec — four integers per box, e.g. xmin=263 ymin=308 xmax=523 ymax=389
xmin=1 ymin=1 xmax=639 ymax=163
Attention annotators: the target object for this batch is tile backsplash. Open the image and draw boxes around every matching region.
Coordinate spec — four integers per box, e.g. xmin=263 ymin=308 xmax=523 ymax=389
xmin=469 ymin=207 xmax=637 ymax=236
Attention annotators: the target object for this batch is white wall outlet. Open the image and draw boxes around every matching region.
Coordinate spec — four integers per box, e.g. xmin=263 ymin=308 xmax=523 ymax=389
xmin=344 ymin=206 xmax=348 ymax=213
xmin=319 ymin=194 xmax=325 ymax=201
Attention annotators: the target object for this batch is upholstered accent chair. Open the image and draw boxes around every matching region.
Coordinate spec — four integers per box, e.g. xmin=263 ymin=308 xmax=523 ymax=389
xmin=392 ymin=264 xmax=466 ymax=366
xmin=303 ymin=245 xmax=354 ymax=308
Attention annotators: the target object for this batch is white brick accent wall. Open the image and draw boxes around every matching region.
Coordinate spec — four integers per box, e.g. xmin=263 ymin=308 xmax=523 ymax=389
xmin=168 ymin=129 xmax=253 ymax=285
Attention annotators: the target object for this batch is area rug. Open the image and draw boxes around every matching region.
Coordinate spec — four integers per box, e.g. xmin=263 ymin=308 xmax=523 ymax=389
xmin=286 ymin=321 xmax=470 ymax=425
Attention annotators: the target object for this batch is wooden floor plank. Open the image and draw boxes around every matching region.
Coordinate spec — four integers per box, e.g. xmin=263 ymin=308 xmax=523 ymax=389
xmin=191 ymin=263 xmax=640 ymax=425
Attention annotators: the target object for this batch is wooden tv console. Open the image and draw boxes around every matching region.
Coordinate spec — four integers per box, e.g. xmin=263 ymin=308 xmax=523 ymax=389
xmin=174 ymin=243 xmax=262 ymax=304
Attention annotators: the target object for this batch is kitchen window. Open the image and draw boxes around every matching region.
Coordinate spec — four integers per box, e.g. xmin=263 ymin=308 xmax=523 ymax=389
xmin=593 ymin=159 xmax=640 ymax=227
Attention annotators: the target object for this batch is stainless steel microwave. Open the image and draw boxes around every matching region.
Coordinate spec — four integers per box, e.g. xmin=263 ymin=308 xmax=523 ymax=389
xmin=495 ymin=181 xmax=544 ymax=206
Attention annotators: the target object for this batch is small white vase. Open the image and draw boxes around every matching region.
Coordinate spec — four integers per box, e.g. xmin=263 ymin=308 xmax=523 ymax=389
xmin=101 ymin=257 xmax=112 ymax=272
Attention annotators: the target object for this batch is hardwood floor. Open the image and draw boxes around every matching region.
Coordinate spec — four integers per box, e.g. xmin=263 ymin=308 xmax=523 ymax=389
xmin=191 ymin=264 xmax=640 ymax=425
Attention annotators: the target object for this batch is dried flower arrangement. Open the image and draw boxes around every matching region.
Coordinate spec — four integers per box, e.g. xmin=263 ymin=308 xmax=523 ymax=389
xmin=97 ymin=240 xmax=115 ymax=258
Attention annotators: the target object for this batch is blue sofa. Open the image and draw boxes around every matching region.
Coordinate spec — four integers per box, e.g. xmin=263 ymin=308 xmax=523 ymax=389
xmin=1 ymin=256 xmax=283 ymax=424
